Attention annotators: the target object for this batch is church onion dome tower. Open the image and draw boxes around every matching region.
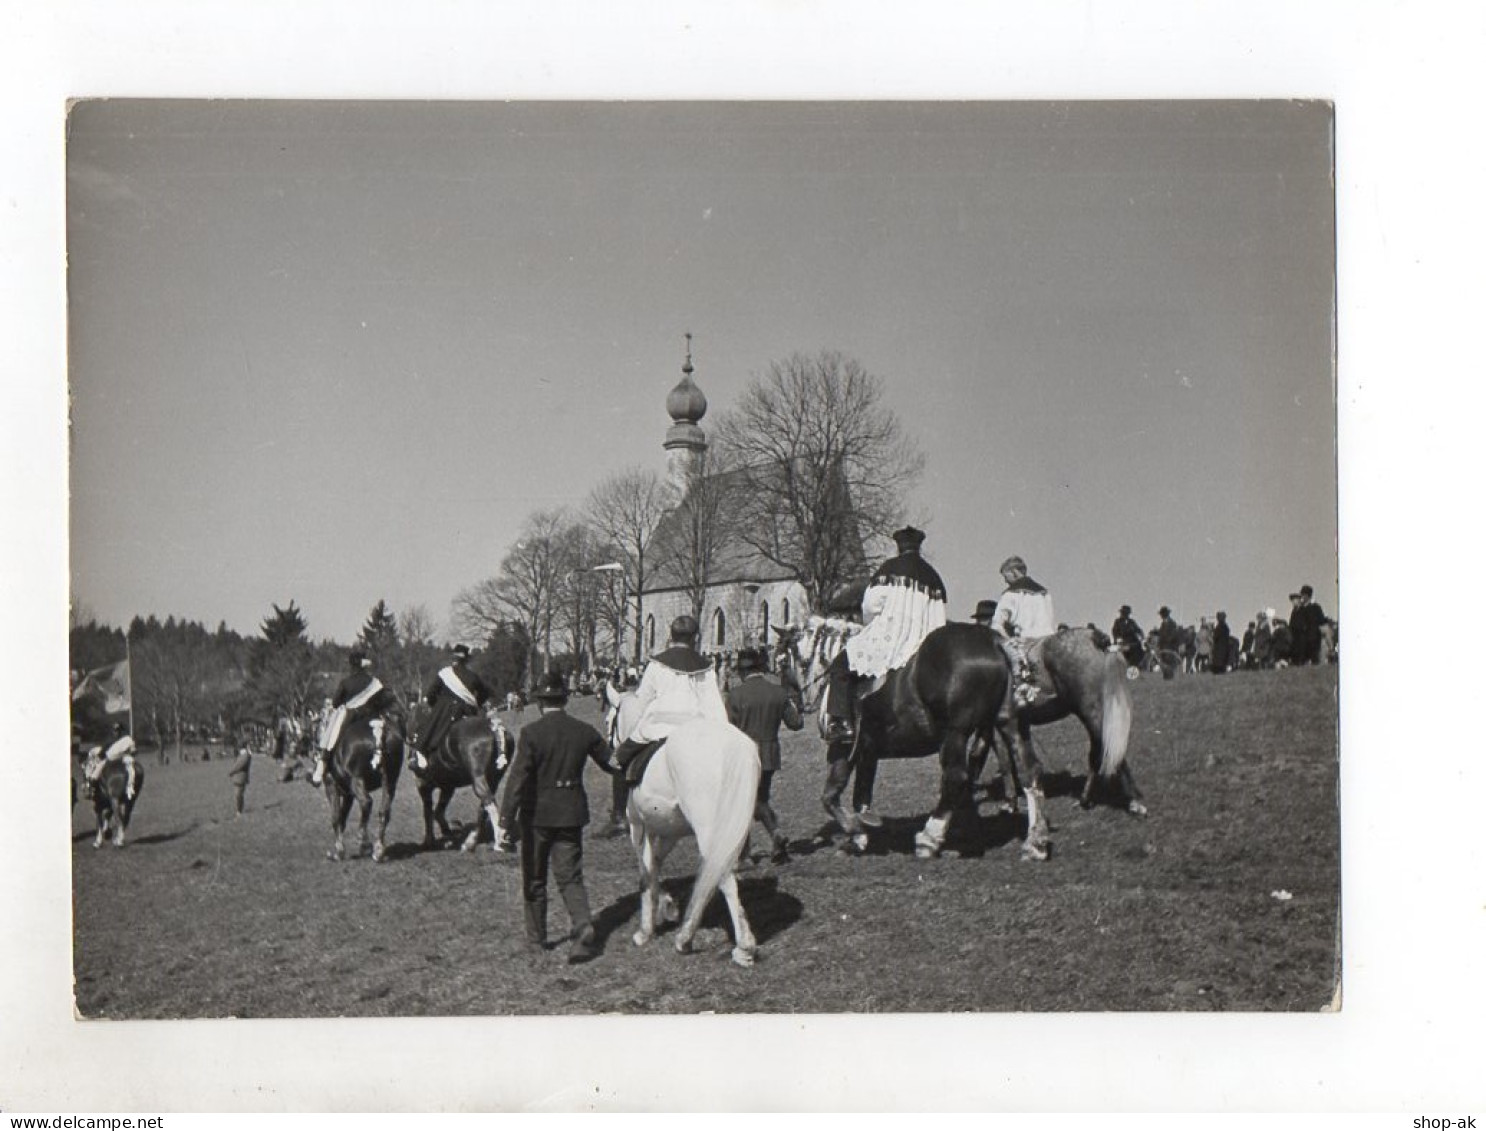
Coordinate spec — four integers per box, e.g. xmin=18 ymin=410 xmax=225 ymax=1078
xmin=664 ymin=332 xmax=708 ymax=498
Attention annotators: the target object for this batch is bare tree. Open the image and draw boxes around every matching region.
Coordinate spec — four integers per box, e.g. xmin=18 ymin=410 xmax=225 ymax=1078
xmin=452 ymin=509 xmax=570 ymax=685
xmin=583 ymin=467 xmax=669 ymax=665
xmin=713 ymin=350 xmax=923 ymax=612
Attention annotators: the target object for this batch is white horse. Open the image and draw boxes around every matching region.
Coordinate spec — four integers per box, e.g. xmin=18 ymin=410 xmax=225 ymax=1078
xmin=610 ymin=689 xmax=762 ymax=968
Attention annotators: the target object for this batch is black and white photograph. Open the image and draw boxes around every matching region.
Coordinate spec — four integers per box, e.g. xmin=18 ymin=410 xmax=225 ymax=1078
xmin=6 ymin=0 xmax=1485 ymax=1116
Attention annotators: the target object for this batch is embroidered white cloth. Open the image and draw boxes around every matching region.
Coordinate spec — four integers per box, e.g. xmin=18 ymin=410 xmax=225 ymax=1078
xmin=845 ymin=580 xmax=948 ymax=678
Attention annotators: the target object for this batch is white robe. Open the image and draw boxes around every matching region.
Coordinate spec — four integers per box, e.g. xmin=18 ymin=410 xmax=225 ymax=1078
xmin=845 ymin=580 xmax=948 ymax=678
xmin=628 ymin=658 xmax=727 ymax=744
xmin=992 ymin=587 xmax=1057 ymax=638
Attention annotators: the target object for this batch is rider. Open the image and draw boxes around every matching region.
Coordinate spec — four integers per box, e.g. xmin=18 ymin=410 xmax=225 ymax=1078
xmin=312 ymin=649 xmax=393 ymax=785
xmin=990 ymin=556 xmax=1057 ymax=704
xmin=611 ymin=614 xmax=727 ymax=784
xmin=1111 ymin=604 xmax=1145 ymax=669
xmin=412 ymin=643 xmax=491 ymax=771
xmin=84 ymin=722 xmax=139 ymax=800
xmin=824 ymin=525 xmax=948 ymax=742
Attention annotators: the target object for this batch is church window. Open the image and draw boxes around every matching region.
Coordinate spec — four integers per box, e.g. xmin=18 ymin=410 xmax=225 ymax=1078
xmin=760 ymin=601 xmax=770 ymax=641
xmin=645 ymin=614 xmax=655 ymax=653
xmin=781 ymin=597 xmax=791 ymax=625
xmin=714 ymin=607 xmax=727 ymax=647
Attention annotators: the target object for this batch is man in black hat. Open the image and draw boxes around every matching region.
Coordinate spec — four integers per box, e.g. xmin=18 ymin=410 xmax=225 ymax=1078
xmin=825 ymin=525 xmax=948 ymax=743
xmin=498 ymin=670 xmax=614 ymax=964
xmin=313 ymin=649 xmax=394 ymax=784
xmin=1289 ymin=584 xmax=1328 ymax=666
xmin=613 ymin=614 xmax=727 ymax=784
xmin=1111 ymin=605 xmax=1145 ymax=670
xmin=970 ymin=599 xmax=999 ymax=628
xmin=725 ymin=647 xmax=804 ymax=865
xmin=1154 ymin=606 xmax=1182 ymax=680
xmin=412 ymin=643 xmax=491 ymax=771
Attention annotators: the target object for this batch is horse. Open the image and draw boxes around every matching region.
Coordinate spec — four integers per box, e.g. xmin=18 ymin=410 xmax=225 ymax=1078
xmin=778 ymin=617 xmax=1036 ymax=860
xmin=611 ymin=691 xmax=762 ymax=967
xmin=967 ymin=626 xmax=1145 ymax=819
xmin=89 ymin=759 xmax=144 ymax=849
xmin=407 ymin=706 xmax=515 ymax=852
xmin=320 ymin=716 xmax=405 ymax=862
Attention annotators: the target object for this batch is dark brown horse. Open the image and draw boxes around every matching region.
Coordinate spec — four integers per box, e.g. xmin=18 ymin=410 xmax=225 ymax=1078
xmin=780 ymin=618 xmax=1039 ymax=859
xmin=321 ymin=716 xmax=404 ymax=862
xmin=969 ymin=627 xmax=1145 ymax=826
xmin=90 ymin=760 xmax=144 ymax=849
xmin=408 ymin=708 xmax=515 ymax=852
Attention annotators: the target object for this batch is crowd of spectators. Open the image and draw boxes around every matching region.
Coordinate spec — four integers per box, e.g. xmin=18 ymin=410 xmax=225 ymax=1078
xmin=1110 ymin=583 xmax=1336 ymax=679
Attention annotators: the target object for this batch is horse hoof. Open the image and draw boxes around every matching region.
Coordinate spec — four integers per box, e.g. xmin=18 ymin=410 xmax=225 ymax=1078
xmin=459 ymin=841 xmax=476 ymax=853
xmin=372 ymin=845 xmax=386 ymax=863
xmin=731 ymin=947 xmax=756 ymax=968
xmin=914 ymin=845 xmax=939 ymax=859
xmin=632 ymin=930 xmax=650 ymax=948
xmin=1020 ymin=841 xmax=1050 ymax=862
xmin=1128 ymin=800 xmax=1150 ymax=818
xmin=326 ymin=849 xmax=342 ymax=862
xmin=674 ymin=937 xmax=694 ymax=955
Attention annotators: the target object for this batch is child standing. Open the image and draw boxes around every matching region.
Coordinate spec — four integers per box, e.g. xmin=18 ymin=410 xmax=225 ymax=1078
xmin=228 ymin=745 xmax=252 ymax=818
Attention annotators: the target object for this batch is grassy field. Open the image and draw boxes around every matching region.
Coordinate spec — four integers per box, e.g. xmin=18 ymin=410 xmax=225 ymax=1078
xmin=71 ymin=663 xmax=1339 ymax=1017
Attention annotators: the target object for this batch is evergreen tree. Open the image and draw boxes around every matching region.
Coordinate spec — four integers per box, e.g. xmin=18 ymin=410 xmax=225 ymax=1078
xmin=357 ymin=599 xmax=400 ymax=666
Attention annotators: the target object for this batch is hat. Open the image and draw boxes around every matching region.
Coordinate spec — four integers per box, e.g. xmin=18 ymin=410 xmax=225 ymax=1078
xmin=1119 ymin=604 xmax=1131 ymax=615
xmin=826 ymin=580 xmax=867 ymax=616
xmin=451 ymin=644 xmax=471 ymax=660
xmin=349 ymin=648 xmax=370 ymax=668
xmin=1288 ymin=592 xmax=1301 ymax=601
xmin=971 ymin=599 xmax=998 ymax=623
xmin=669 ymin=614 xmax=700 ymax=643
xmin=534 ymin=671 xmax=569 ymax=703
xmin=1000 ymin=555 xmax=1026 ymax=575
xmin=1300 ymin=585 xmax=1313 ymax=598
xmin=1158 ymin=606 xmax=1171 ymax=617
xmin=892 ymin=525 xmax=926 ymax=552
xmin=1216 ymin=611 xmax=1227 ymax=620
xmin=735 ymin=648 xmax=763 ymax=674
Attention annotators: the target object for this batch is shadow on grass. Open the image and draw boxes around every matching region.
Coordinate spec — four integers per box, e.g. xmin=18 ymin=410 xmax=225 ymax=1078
xmin=129 ymin=821 xmax=203 ymax=846
xmin=590 ymin=873 xmax=805 ymax=956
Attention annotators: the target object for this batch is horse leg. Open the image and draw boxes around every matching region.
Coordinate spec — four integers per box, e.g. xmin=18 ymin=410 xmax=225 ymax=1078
xmin=465 ymin=771 xmax=499 ymax=853
xmin=371 ymin=778 xmax=395 ymax=863
xmin=93 ymin=807 xmax=106 ymax=850
xmin=1013 ymin=719 xmax=1051 ymax=861
xmin=328 ymin=787 xmax=352 ymax=861
xmin=418 ymin=781 xmax=437 ymax=849
xmin=915 ymin=727 xmax=972 ymax=859
xmin=113 ymin=804 xmax=128 ymax=848
xmin=631 ymin=826 xmax=662 ymax=948
xmin=433 ymin=788 xmax=456 ymax=846
xmin=350 ymin=777 xmax=374 ymax=857
xmin=990 ymin=723 xmax=1021 ymax=815
xmin=715 ymin=870 xmax=758 ymax=968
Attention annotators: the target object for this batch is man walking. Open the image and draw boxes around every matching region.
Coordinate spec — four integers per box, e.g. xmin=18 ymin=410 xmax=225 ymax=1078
xmin=497 ymin=670 xmax=615 ymax=964
xmin=725 ymin=647 xmax=804 ymax=865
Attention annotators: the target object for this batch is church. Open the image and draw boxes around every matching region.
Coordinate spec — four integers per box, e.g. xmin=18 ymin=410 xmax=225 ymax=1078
xmin=628 ymin=338 xmax=862 ymax=662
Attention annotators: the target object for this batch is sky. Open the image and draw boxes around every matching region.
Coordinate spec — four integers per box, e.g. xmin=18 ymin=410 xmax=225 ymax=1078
xmin=67 ymin=99 xmax=1336 ymax=644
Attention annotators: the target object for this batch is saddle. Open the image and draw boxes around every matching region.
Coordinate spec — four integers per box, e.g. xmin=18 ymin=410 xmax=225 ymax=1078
xmin=620 ymin=739 xmax=666 ymax=786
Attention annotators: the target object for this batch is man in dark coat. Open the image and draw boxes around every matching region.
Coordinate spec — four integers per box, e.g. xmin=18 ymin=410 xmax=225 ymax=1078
xmin=1154 ymin=607 xmax=1182 ymax=680
xmin=1111 ymin=605 xmax=1145 ymax=669
xmin=725 ymin=647 xmax=804 ymax=865
xmin=1289 ymin=584 xmax=1328 ymax=665
xmin=498 ymin=670 xmax=615 ymax=963
xmin=1210 ymin=611 xmax=1233 ymax=675
xmin=227 ymin=744 xmax=252 ymax=817
xmin=413 ymin=644 xmax=491 ymax=770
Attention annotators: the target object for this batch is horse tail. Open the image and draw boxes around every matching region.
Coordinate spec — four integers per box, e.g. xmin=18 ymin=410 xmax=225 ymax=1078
xmin=670 ymin=721 xmax=760 ymax=920
xmin=1099 ymin=653 xmax=1132 ymax=778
